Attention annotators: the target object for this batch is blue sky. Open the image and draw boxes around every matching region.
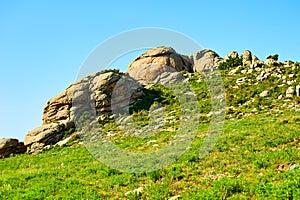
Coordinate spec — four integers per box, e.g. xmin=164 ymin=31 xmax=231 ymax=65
xmin=1 ymin=0 xmax=300 ymax=140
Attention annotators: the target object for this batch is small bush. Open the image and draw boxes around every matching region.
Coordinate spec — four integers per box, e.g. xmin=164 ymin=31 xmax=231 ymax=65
xmin=218 ymin=57 xmax=242 ymax=70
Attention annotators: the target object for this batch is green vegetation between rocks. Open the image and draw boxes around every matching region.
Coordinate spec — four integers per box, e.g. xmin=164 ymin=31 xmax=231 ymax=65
xmin=1 ymin=59 xmax=300 ymax=199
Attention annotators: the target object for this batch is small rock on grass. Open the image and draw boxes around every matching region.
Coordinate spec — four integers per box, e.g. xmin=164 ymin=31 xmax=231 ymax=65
xmin=168 ymin=195 xmax=181 ymax=200
xmin=125 ymin=187 xmax=143 ymax=196
xmin=289 ymin=164 xmax=300 ymax=170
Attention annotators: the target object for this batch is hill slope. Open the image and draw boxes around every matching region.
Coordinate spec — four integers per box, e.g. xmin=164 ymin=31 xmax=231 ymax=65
xmin=1 ymin=48 xmax=300 ymax=199
xmin=1 ymin=111 xmax=300 ymax=199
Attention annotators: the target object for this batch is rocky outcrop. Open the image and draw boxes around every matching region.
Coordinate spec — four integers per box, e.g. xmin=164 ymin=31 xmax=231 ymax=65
xmin=225 ymin=50 xmax=264 ymax=68
xmin=241 ymin=50 xmax=252 ymax=66
xmin=25 ymin=71 xmax=144 ymax=153
xmin=252 ymin=57 xmax=264 ymax=67
xmin=266 ymin=55 xmax=281 ymax=66
xmin=19 ymin=47 xmax=300 ymax=154
xmin=191 ymin=49 xmax=223 ymax=72
xmin=0 ymin=138 xmax=26 ymax=158
xmin=128 ymin=47 xmax=223 ymax=83
xmin=24 ymin=122 xmax=69 ymax=153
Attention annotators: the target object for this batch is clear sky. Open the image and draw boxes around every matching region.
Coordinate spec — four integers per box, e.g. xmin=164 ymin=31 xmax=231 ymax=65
xmin=1 ymin=0 xmax=300 ymax=140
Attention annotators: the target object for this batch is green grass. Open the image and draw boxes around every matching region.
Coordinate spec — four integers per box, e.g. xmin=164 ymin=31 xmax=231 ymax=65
xmin=1 ymin=110 xmax=300 ymax=199
xmin=1 ymin=63 xmax=300 ymax=199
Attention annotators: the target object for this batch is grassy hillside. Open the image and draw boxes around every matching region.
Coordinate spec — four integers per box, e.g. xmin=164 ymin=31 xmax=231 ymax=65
xmin=1 ymin=61 xmax=300 ymax=199
xmin=1 ymin=111 xmax=300 ymax=199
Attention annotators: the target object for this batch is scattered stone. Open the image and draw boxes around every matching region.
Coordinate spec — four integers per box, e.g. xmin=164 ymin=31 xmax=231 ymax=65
xmin=289 ymin=164 xmax=300 ymax=170
xmin=0 ymin=138 xmax=26 ymax=158
xmin=251 ymin=108 xmax=257 ymax=112
xmin=228 ymin=66 xmax=241 ymax=75
xmin=286 ymin=86 xmax=295 ymax=98
xmin=207 ymin=112 xmax=213 ymax=117
xmin=296 ymin=85 xmax=300 ymax=97
xmin=125 ymin=187 xmax=143 ymax=196
xmin=241 ymin=69 xmax=247 ymax=74
xmin=146 ymin=140 xmax=157 ymax=145
xmin=247 ymin=68 xmax=254 ymax=74
xmin=236 ymin=77 xmax=246 ymax=85
xmin=254 ymin=67 xmax=262 ymax=72
xmin=260 ymin=90 xmax=269 ymax=97
xmin=168 ymin=195 xmax=181 ymax=200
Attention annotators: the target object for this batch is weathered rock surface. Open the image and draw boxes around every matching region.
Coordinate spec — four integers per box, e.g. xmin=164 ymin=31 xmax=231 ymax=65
xmin=241 ymin=50 xmax=252 ymax=66
xmin=127 ymin=64 xmax=178 ymax=84
xmin=296 ymin=85 xmax=300 ymax=97
xmin=0 ymin=138 xmax=26 ymax=158
xmin=24 ymin=122 xmax=66 ymax=153
xmin=153 ymin=71 xmax=185 ymax=85
xmin=251 ymin=55 xmax=264 ymax=67
xmin=260 ymin=90 xmax=269 ymax=97
xmin=286 ymin=86 xmax=295 ymax=98
xmin=26 ymin=71 xmax=144 ymax=153
xmin=191 ymin=49 xmax=223 ymax=72
xmin=128 ymin=46 xmax=193 ymax=74
xmin=266 ymin=55 xmax=280 ymax=66
xmin=225 ymin=51 xmax=239 ymax=60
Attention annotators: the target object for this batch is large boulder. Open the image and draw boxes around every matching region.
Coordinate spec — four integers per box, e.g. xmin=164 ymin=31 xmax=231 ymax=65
xmin=190 ymin=49 xmax=223 ymax=72
xmin=0 ymin=138 xmax=26 ymax=158
xmin=251 ymin=55 xmax=264 ymax=67
xmin=127 ymin=46 xmax=193 ymax=80
xmin=42 ymin=90 xmax=72 ymax=124
xmin=241 ymin=50 xmax=252 ymax=66
xmin=24 ymin=122 xmax=67 ymax=153
xmin=42 ymin=72 xmax=101 ymax=124
xmin=43 ymin=71 xmax=143 ymax=124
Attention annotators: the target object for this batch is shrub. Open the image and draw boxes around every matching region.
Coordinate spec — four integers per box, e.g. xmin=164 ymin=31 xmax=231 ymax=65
xmin=271 ymin=54 xmax=279 ymax=61
xmin=218 ymin=57 xmax=242 ymax=70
